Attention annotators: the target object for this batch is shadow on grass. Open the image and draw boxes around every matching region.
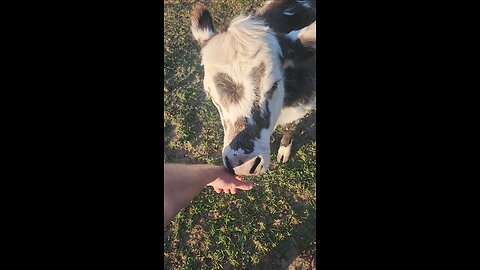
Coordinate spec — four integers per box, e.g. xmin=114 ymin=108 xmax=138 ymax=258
xmin=252 ymin=209 xmax=316 ymax=269
xmin=163 ymin=114 xmax=206 ymax=165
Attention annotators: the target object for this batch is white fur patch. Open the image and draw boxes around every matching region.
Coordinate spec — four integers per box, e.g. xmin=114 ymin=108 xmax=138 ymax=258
xmin=191 ymin=25 xmax=215 ymax=44
xmin=277 ymin=141 xmax=293 ymax=163
xmin=276 ymin=102 xmax=315 ymax=127
xmin=222 ymin=141 xmax=270 ymax=174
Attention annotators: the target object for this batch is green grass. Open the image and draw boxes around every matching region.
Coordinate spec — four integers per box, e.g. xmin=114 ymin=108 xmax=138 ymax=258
xmin=164 ymin=1 xmax=316 ymax=269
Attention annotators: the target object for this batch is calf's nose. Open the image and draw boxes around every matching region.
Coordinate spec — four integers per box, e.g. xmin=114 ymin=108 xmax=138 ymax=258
xmin=224 ymin=155 xmax=263 ymax=176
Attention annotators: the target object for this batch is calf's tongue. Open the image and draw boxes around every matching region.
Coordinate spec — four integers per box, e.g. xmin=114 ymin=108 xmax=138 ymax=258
xmin=233 ymin=156 xmax=261 ymax=176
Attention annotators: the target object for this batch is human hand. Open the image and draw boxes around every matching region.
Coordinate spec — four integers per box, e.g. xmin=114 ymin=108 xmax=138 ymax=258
xmin=207 ymin=167 xmax=254 ymax=194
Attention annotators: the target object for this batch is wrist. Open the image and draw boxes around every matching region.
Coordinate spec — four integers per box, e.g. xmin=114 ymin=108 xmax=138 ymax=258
xmin=205 ymin=165 xmax=224 ymax=185
xmin=197 ymin=165 xmax=221 ymax=185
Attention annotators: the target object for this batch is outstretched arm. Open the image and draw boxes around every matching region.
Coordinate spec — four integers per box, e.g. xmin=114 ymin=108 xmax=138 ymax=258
xmin=164 ymin=164 xmax=254 ymax=227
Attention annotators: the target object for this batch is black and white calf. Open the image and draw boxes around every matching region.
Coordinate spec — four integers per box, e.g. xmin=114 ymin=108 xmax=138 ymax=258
xmin=191 ymin=0 xmax=316 ymax=175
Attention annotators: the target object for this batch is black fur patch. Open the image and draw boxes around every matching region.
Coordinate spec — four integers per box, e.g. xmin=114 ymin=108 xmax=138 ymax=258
xmin=283 ymin=64 xmax=316 ymax=107
xmin=224 ymin=156 xmax=234 ymax=172
xmin=249 ymin=156 xmax=262 ymax=174
xmin=228 ymin=100 xmax=272 ymax=154
xmin=229 ymin=94 xmax=271 ymax=154
xmin=214 ymin=73 xmax=244 ymax=106
xmin=275 ymin=34 xmax=316 ymax=107
xmin=257 ymin=0 xmax=316 ymax=34
xmin=191 ymin=5 xmax=215 ymax=46
xmin=229 ymin=117 xmax=255 ymax=154
xmin=276 ymin=33 xmax=316 ymax=63
xmin=192 ymin=5 xmax=215 ymax=32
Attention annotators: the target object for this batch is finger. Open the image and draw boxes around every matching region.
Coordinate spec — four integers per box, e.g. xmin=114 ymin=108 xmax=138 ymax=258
xmin=236 ymin=181 xmax=254 ymax=191
xmin=235 ymin=175 xmax=245 ymax=181
xmin=223 ymin=189 xmax=230 ymax=194
xmin=214 ymin=187 xmax=222 ymax=193
xmin=230 ymin=188 xmax=237 ymax=194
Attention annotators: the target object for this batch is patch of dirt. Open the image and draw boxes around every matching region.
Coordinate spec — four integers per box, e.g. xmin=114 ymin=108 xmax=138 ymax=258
xmin=287 ymin=246 xmax=316 ymax=270
xmin=186 ymin=224 xmax=208 ymax=250
xmin=294 ymin=192 xmax=309 ymax=201
xmin=251 ymin=216 xmax=316 ymax=269
xmin=164 ymin=145 xmax=195 ymax=163
xmin=291 ymin=192 xmax=311 ymax=216
xmin=256 ymin=241 xmax=316 ymax=270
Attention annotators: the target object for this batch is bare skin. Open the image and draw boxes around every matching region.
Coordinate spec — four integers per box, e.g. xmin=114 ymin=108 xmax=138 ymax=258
xmin=164 ymin=164 xmax=254 ymax=227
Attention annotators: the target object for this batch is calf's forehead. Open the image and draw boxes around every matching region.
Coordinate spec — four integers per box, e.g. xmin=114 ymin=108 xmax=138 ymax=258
xmin=204 ymin=61 xmax=270 ymax=96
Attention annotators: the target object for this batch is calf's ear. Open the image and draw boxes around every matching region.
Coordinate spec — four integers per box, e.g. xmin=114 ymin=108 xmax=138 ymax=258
xmin=191 ymin=4 xmax=216 ymax=47
xmin=299 ymin=21 xmax=316 ymax=49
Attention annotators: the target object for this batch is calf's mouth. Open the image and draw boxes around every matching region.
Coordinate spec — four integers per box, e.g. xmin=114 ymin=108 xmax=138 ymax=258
xmin=233 ymin=156 xmax=263 ymax=176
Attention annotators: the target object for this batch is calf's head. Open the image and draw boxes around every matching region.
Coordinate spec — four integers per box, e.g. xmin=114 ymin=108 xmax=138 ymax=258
xmin=191 ymin=5 xmax=285 ymax=175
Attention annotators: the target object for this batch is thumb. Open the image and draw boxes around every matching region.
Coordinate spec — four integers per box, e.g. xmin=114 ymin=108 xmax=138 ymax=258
xmin=235 ymin=180 xmax=254 ymax=191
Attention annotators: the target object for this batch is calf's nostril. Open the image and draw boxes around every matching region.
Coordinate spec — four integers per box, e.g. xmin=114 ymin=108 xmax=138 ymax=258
xmin=225 ymin=156 xmax=234 ymax=173
xmin=249 ymin=156 xmax=262 ymax=174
